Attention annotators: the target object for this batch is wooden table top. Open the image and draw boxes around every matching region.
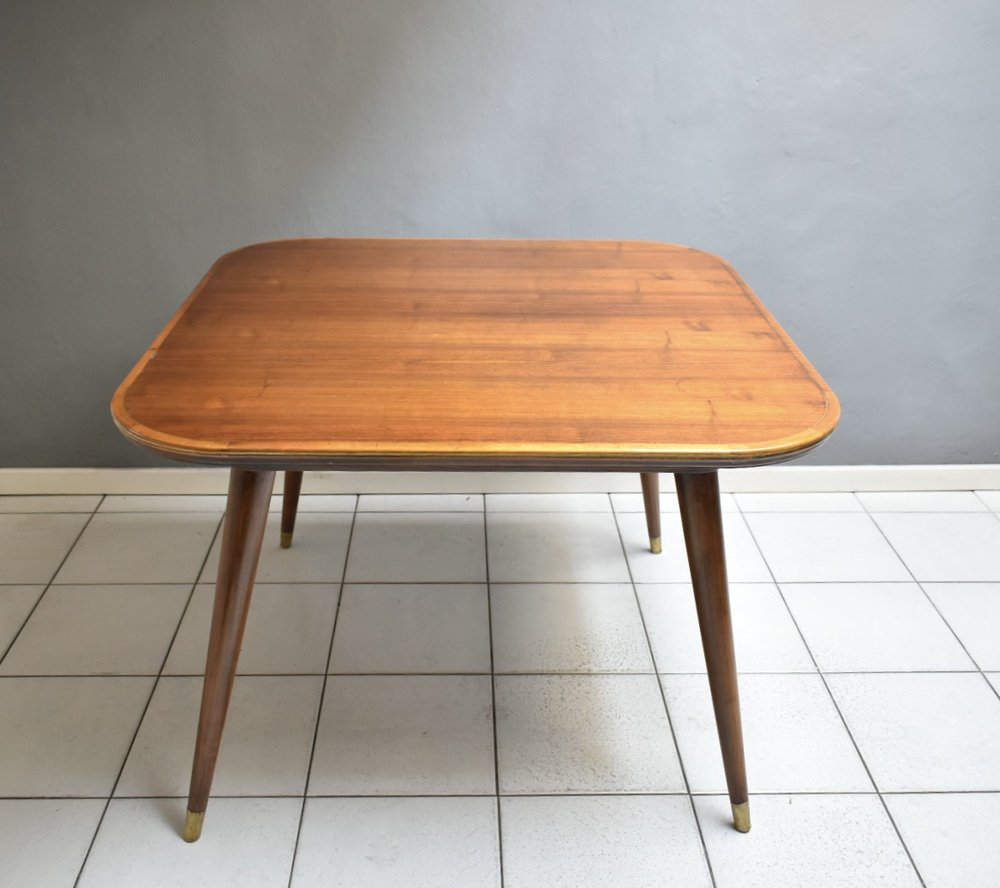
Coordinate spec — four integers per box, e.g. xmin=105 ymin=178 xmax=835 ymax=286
xmin=112 ymin=239 xmax=839 ymax=470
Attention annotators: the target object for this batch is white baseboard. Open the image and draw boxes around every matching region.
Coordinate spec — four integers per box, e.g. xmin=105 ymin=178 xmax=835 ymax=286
xmin=0 ymin=465 xmax=998 ymax=495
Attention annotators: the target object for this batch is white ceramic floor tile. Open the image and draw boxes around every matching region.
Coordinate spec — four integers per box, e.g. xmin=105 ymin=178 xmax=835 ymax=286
xmin=858 ymin=491 xmax=989 ymax=512
xmin=976 ymin=490 xmax=1000 ymax=511
xmin=0 ymin=584 xmax=189 ymax=675
xmin=56 ymin=513 xmax=219 ymax=584
xmin=782 ymin=583 xmax=974 ymax=672
xmin=487 ymin=512 xmax=629 ymax=583
xmin=0 ymin=585 xmax=44 ymax=655
xmin=0 ymin=799 xmax=106 ymax=888
xmin=827 ymin=673 xmax=1000 ymax=791
xmin=117 ymin=676 xmax=322 ymax=796
xmin=310 ymin=676 xmax=495 ymax=795
xmin=80 ymin=797 xmax=301 ymax=888
xmin=270 ymin=494 xmax=357 ymax=512
xmin=99 ymin=495 xmax=227 ymax=512
xmin=735 ymin=492 xmax=864 ymax=512
xmin=293 ymin=797 xmax=500 ymax=888
xmin=0 ymin=676 xmax=153 ymax=795
xmin=495 ymin=674 xmax=684 ymax=793
xmin=743 ymin=512 xmax=909 ymax=582
xmin=329 ymin=584 xmax=490 ymax=673
xmin=15 ymin=478 xmax=1000 ymax=887
xmin=611 ymin=491 xmax=739 ymax=513
xmin=696 ymin=794 xmax=920 ymax=888
xmin=620 ymin=512 xmax=772 ymax=583
xmin=346 ymin=512 xmax=486 ymax=582
xmin=0 ymin=495 xmax=101 ymax=513
xmin=885 ymin=793 xmax=1000 ymax=888
xmin=491 ymin=584 xmax=653 ymax=673
xmin=637 ymin=583 xmax=814 ymax=673
xmin=487 ymin=493 xmax=611 ymax=512
xmin=501 ymin=795 xmax=711 ymax=888
xmin=923 ymin=583 xmax=1000 ymax=670
xmin=358 ymin=493 xmax=483 ymax=511
xmin=661 ymin=674 xmax=871 ymax=792
xmin=872 ymin=512 xmax=1000 ymax=581
xmin=202 ymin=512 xmax=352 ymax=583
xmin=0 ymin=513 xmax=90 ymax=583
xmin=164 ymin=583 xmax=338 ymax=675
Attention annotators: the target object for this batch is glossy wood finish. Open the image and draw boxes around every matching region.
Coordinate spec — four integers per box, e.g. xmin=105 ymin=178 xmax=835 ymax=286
xmin=185 ymin=467 xmax=275 ymax=840
xmin=675 ymin=470 xmax=749 ymax=830
xmin=280 ymin=470 xmax=303 ymax=548
xmin=640 ymin=472 xmax=662 ymax=553
xmin=112 ymin=239 xmax=839 ymax=470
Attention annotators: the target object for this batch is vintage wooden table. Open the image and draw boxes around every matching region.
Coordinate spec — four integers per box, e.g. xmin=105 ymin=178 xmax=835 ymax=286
xmin=111 ymin=238 xmax=839 ymax=842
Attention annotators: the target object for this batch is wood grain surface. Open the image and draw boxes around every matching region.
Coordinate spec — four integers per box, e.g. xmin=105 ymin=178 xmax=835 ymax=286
xmin=112 ymin=239 xmax=839 ymax=469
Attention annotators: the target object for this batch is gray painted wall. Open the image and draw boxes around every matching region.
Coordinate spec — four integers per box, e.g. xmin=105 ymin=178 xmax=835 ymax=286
xmin=2 ymin=1 xmax=998 ymax=467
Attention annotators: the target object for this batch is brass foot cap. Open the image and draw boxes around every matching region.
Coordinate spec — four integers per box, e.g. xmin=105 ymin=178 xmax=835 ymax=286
xmin=649 ymin=536 xmax=662 ymax=555
xmin=280 ymin=531 xmax=293 ymax=549
xmin=732 ymin=802 xmax=751 ymax=833
xmin=182 ymin=810 xmax=205 ymax=843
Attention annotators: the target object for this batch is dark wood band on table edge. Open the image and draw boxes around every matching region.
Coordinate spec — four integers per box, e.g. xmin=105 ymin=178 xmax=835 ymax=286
xmin=109 ymin=418 xmax=837 ymax=473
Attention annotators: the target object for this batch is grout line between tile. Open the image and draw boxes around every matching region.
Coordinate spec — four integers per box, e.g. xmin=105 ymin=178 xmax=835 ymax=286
xmin=857 ymin=501 xmax=1000 ymax=706
xmin=0 ymin=511 xmax=104 ymax=516
xmin=609 ymin=484 xmax=719 ymax=888
xmin=357 ymin=510 xmax=489 ymax=514
xmin=483 ymin=497 xmax=507 ymax=888
xmin=0 ymin=497 xmax=105 ymax=669
xmin=3 ymin=667 xmax=990 ymax=680
xmin=72 ymin=506 xmax=225 ymax=888
xmin=285 ymin=488 xmax=359 ymax=888
xmin=973 ymin=490 xmax=1000 ymax=516
xmin=32 ymin=576 xmax=1000 ymax=588
xmin=8 ymin=787 xmax=1000 ymax=802
xmin=27 ymin=576 xmax=1000 ymax=589
xmin=735 ymin=501 xmax=929 ymax=888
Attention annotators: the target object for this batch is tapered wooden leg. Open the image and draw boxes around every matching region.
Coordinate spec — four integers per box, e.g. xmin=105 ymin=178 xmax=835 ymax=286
xmin=280 ymin=470 xmax=303 ymax=548
xmin=183 ymin=468 xmax=275 ymax=842
xmin=640 ymin=472 xmax=662 ymax=553
xmin=675 ymin=470 xmax=750 ymax=832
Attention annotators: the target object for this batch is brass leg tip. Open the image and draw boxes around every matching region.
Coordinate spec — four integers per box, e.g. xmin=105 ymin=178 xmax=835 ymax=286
xmin=732 ymin=801 xmax=751 ymax=833
xmin=182 ymin=810 xmax=205 ymax=843
xmin=649 ymin=536 xmax=662 ymax=554
xmin=280 ymin=531 xmax=293 ymax=549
